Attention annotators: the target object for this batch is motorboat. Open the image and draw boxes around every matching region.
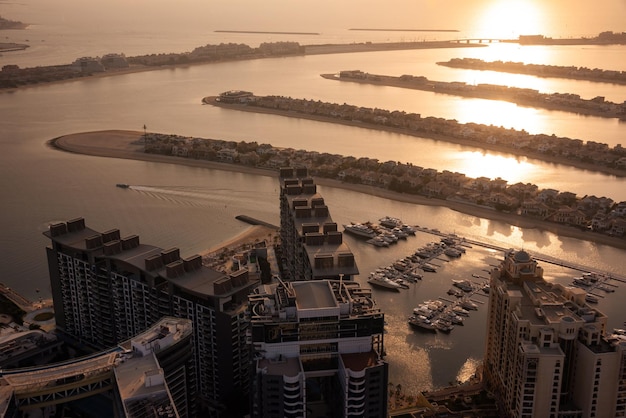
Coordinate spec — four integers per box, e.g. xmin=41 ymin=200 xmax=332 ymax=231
xmin=408 ymin=316 xmax=437 ymax=333
xmin=452 ymin=280 xmax=473 ymax=292
xmin=460 ymin=299 xmax=478 ymax=310
xmin=366 ymin=236 xmax=389 ymax=247
xmin=367 ymin=275 xmax=402 ymax=291
xmin=444 ymin=247 xmax=462 ymax=258
xmin=452 ymin=306 xmax=470 ymax=316
xmin=447 ymin=288 xmax=463 ymax=297
xmin=440 ymin=312 xmax=464 ymax=325
xmin=433 ymin=319 xmax=454 ymax=333
xmin=379 ymin=216 xmax=402 ymax=228
xmin=420 ymin=263 xmax=437 ymax=273
xmin=343 ymin=223 xmax=377 ymax=239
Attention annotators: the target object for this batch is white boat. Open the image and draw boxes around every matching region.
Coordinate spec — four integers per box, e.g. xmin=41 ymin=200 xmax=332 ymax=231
xmin=413 ymin=306 xmax=434 ymax=318
xmin=440 ymin=312 xmax=464 ymax=325
xmin=367 ymin=275 xmax=402 ymax=291
xmin=585 ymin=294 xmax=599 ymax=304
xmin=460 ymin=299 xmax=478 ymax=310
xmin=380 ymin=232 xmax=398 ymax=244
xmin=420 ymin=263 xmax=437 ymax=273
xmin=444 ymin=247 xmax=462 ymax=258
xmin=343 ymin=223 xmax=377 ymax=239
xmin=414 ymin=249 xmax=433 ymax=259
xmin=408 ymin=316 xmax=437 ymax=333
xmin=367 ymin=236 xmax=389 ymax=247
xmin=433 ymin=319 xmax=454 ymax=333
xmin=452 ymin=280 xmax=473 ymax=292
xmin=379 ymin=216 xmax=402 ymax=228
xmin=400 ymin=224 xmax=417 ymax=235
xmin=452 ymin=306 xmax=470 ymax=316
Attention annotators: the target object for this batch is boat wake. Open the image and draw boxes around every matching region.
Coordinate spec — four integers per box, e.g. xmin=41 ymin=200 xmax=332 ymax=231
xmin=126 ymin=185 xmax=275 ymax=209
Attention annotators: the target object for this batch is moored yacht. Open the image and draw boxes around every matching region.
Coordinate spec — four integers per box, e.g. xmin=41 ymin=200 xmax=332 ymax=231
xmin=367 ymin=274 xmax=402 ymax=291
xmin=408 ymin=316 xmax=437 ymax=333
xmin=343 ymin=222 xmax=377 ymax=239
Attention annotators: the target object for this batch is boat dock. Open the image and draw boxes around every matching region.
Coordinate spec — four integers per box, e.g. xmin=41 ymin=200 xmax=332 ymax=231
xmin=414 ymin=226 xmax=626 ymax=284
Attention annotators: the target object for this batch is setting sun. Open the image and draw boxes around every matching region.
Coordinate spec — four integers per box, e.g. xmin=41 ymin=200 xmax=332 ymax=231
xmin=474 ymin=0 xmax=545 ymax=39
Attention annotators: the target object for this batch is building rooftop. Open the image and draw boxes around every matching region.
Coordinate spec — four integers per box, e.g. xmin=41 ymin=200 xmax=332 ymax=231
xmin=257 ymin=355 xmax=302 ymax=377
xmin=115 ymin=354 xmax=179 ymax=418
xmin=293 ymin=281 xmax=338 ymax=310
xmin=249 ymin=280 xmax=381 ymax=323
xmin=121 ymin=317 xmax=193 ymax=354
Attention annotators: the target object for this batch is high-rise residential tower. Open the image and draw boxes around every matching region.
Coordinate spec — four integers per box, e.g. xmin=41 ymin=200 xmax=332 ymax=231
xmin=44 ymin=217 xmax=256 ymax=416
xmin=279 ymin=167 xmax=359 ymax=282
xmin=483 ymin=249 xmax=626 ymax=418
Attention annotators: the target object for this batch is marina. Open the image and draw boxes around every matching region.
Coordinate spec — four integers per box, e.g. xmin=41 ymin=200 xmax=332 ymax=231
xmin=343 ymin=217 xmax=417 ymax=247
xmin=354 ymin=221 xmax=625 ymax=338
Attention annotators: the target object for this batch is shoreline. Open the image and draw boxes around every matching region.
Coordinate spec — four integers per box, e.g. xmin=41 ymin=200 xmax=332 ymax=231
xmin=321 ymin=73 xmax=626 ymax=120
xmin=50 ymin=130 xmax=626 ymax=251
xmin=1 ymin=40 xmax=482 ymax=92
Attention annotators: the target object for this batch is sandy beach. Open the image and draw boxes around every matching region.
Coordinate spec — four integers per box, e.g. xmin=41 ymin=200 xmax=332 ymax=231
xmin=49 ymin=130 xmax=626 ymax=251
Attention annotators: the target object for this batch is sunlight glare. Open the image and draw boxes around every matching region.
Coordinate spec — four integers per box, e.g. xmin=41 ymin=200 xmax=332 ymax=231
xmin=450 ymin=151 xmax=535 ymax=184
xmin=474 ymin=0 xmax=545 ymax=39
xmin=450 ymin=96 xmax=549 ymax=134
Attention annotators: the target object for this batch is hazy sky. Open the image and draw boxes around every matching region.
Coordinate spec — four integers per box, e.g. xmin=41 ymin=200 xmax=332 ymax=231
xmin=10 ymin=0 xmax=626 ymax=39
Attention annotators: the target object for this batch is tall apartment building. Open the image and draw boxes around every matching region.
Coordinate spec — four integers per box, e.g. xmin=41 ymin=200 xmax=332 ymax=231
xmin=248 ymin=279 xmax=388 ymax=417
xmin=279 ymin=167 xmax=359 ymax=281
xmin=483 ymin=249 xmax=626 ymax=418
xmin=44 ymin=217 xmax=257 ymax=416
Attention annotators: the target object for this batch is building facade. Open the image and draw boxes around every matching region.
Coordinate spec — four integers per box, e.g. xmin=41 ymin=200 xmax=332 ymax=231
xmin=248 ymin=279 xmax=388 ymax=417
xmin=483 ymin=249 xmax=626 ymax=418
xmin=0 ymin=317 xmax=191 ymax=418
xmin=43 ymin=217 xmax=256 ymax=416
xmin=279 ymin=167 xmax=359 ymax=282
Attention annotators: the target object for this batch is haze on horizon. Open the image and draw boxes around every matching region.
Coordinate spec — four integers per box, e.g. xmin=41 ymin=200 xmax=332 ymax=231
xmin=5 ymin=0 xmax=626 ymax=42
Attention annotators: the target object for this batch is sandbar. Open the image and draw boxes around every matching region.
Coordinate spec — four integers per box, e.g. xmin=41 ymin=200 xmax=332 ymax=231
xmin=49 ymin=130 xmax=626 ymax=251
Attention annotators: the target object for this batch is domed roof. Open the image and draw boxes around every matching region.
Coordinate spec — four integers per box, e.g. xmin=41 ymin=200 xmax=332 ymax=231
xmin=514 ymin=250 xmax=531 ymax=263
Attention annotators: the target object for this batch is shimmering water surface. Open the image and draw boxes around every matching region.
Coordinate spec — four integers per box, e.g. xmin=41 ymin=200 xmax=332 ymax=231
xmin=2 ymin=0 xmax=626 ymax=395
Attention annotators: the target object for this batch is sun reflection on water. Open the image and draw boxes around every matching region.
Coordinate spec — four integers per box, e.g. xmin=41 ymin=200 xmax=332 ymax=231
xmin=456 ymin=357 xmax=482 ymax=384
xmin=446 ymin=150 xmax=537 ymax=183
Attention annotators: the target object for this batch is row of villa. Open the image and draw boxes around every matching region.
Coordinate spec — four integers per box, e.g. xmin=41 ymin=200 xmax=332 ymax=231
xmin=335 ymin=70 xmax=626 ymax=119
xmin=144 ymin=131 xmax=626 ymax=239
xmin=439 ymin=57 xmax=626 ymax=84
xmin=226 ymin=94 xmax=626 ymax=170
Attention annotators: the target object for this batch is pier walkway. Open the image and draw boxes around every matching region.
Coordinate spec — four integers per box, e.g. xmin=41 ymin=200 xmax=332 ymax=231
xmin=415 ymin=226 xmax=626 ymax=286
